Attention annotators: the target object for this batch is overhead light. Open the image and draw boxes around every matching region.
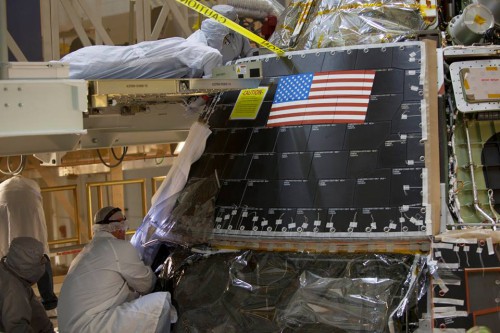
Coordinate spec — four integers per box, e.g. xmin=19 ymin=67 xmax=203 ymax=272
xmin=174 ymin=142 xmax=185 ymax=155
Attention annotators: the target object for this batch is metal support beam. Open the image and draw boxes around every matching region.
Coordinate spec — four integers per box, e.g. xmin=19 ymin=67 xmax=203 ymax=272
xmin=151 ymin=1 xmax=170 ymax=40
xmin=7 ymin=31 xmax=27 ymax=61
xmin=76 ymin=0 xmax=114 ymax=45
xmin=0 ymin=0 xmax=8 ymax=79
xmin=166 ymin=1 xmax=192 ymax=37
xmin=59 ymin=0 xmax=92 ymax=48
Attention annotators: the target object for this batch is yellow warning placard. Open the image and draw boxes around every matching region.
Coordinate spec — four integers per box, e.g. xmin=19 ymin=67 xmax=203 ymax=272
xmin=176 ymin=0 xmax=285 ymax=56
xmin=230 ymin=87 xmax=269 ymax=120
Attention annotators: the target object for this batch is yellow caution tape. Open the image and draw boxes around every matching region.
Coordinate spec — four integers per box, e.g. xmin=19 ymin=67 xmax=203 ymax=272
xmin=488 ymin=94 xmax=500 ymax=99
xmin=176 ymin=0 xmax=285 ymax=56
xmin=486 ymin=66 xmax=498 ymax=71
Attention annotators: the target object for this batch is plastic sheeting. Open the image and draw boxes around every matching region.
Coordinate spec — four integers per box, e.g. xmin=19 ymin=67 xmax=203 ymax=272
xmin=269 ymin=0 xmax=428 ymax=50
xmin=228 ymin=0 xmax=285 ymax=19
xmin=60 ymin=37 xmax=222 ymax=79
xmin=131 ymin=121 xmax=213 ymax=265
xmin=162 ymin=251 xmax=427 ymax=333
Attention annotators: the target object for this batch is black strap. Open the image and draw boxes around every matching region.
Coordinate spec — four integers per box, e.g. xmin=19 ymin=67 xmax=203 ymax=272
xmin=96 ymin=207 xmax=122 ymax=224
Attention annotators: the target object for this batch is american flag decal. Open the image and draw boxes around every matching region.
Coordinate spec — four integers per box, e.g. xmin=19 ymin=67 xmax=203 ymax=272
xmin=267 ymin=70 xmax=376 ymax=127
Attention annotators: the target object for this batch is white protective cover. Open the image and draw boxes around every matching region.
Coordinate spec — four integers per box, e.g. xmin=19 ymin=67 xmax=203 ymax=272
xmin=131 ymin=121 xmax=212 ymax=264
xmin=60 ymin=37 xmax=222 ymax=79
xmin=0 ymin=176 xmax=49 ymax=257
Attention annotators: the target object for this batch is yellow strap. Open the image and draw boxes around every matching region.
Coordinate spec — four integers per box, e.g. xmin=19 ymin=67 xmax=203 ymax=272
xmin=176 ymin=0 xmax=285 ymax=56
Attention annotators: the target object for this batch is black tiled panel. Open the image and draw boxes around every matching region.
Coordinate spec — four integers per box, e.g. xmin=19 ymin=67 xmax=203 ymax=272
xmin=365 ymin=94 xmax=404 ymax=122
xmin=377 ymin=135 xmax=408 ymax=168
xmin=263 ymin=82 xmax=279 ymax=101
xmin=353 ymin=170 xmax=392 ymax=208
xmin=355 ymin=47 xmax=393 ymax=69
xmin=247 ymin=153 xmax=278 ymax=180
xmin=406 ymin=135 xmax=425 ymax=165
xmin=253 ymin=101 xmax=274 ymax=127
xmin=324 ymin=208 xmax=358 ymax=232
xmin=216 ymin=180 xmax=247 ymax=207
xmin=306 ymin=124 xmax=346 ymax=151
xmin=188 ymin=154 xmax=210 ymax=179
xmin=246 ymin=127 xmax=279 ymax=153
xmin=209 ymin=105 xmax=233 ymax=129
xmin=237 ymin=208 xmax=266 ymax=231
xmin=277 ymin=152 xmax=313 ymax=180
xmin=309 ymin=151 xmax=349 ymax=179
xmin=264 ymin=208 xmax=296 ymax=232
xmin=390 ymin=168 xmax=423 ymax=206
xmin=214 ymin=207 xmax=242 ymax=230
xmin=242 ymin=180 xmax=280 ymax=208
xmin=404 ymin=70 xmax=422 ymax=101
xmin=216 ymin=91 xmax=239 ymax=105
xmin=392 ymin=44 xmax=422 ymax=70
xmin=321 ymin=49 xmax=358 ymax=71
xmin=279 ymin=180 xmax=316 ymax=208
xmin=314 ymin=179 xmax=355 ymax=208
xmin=371 ymin=69 xmax=404 ymax=95
xmin=343 ymin=122 xmax=391 ymax=150
xmin=291 ymin=53 xmax=325 ymax=73
xmin=203 ymin=154 xmax=229 ymax=178
xmin=392 ymin=103 xmax=422 ymax=134
xmin=224 ymin=128 xmax=252 ymax=154
xmin=347 ymin=150 xmax=379 ymax=178
xmin=205 ymin=129 xmax=230 ymax=153
xmin=295 ymin=208 xmax=327 ymax=232
xmin=275 ymin=125 xmax=312 ymax=152
xmin=262 ymin=56 xmax=295 ymax=76
xmin=221 ymin=154 xmax=252 ymax=180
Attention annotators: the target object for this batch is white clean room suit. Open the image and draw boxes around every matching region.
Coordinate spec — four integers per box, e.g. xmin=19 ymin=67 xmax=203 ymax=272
xmin=57 ymin=231 xmax=176 ymax=333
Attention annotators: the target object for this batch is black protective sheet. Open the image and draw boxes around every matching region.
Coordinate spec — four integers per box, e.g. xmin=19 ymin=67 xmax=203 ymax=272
xmin=168 ymin=251 xmax=424 ymax=333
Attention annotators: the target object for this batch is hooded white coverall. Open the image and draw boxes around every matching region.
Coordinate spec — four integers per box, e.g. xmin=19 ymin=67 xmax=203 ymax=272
xmin=57 ymin=231 xmax=176 ymax=333
xmin=0 ymin=176 xmax=49 ymax=257
xmin=0 ymin=237 xmax=54 ymax=333
xmin=211 ymin=4 xmax=259 ymax=65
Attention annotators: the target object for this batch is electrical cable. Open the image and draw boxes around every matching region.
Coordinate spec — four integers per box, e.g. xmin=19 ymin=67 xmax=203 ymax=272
xmin=96 ymin=147 xmax=128 ymax=168
xmin=0 ymin=155 xmax=26 ymax=176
